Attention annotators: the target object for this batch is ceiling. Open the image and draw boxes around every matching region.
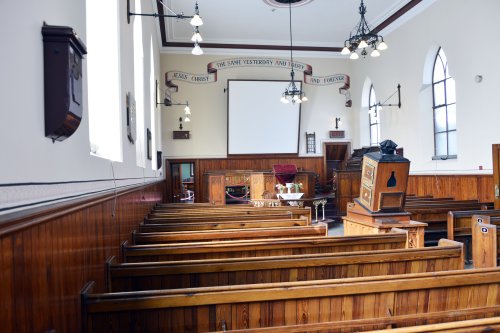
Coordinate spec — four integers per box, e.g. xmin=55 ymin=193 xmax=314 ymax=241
xmin=151 ymin=0 xmax=432 ymax=56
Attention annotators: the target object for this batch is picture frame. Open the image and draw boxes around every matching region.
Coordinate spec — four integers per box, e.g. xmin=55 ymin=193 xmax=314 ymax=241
xmin=146 ymin=128 xmax=152 ymax=160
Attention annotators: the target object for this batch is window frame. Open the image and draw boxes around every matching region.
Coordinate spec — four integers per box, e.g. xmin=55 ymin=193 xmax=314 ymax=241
xmin=432 ymin=47 xmax=457 ymax=160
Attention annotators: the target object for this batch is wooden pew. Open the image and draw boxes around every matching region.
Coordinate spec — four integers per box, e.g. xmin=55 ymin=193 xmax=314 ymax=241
xmin=447 ymin=209 xmax=500 ymax=262
xmin=146 ymin=207 xmax=312 ymax=224
xmin=145 ymin=213 xmax=304 ymax=224
xmin=139 ymin=218 xmax=310 ymax=233
xmin=364 ymin=316 xmax=500 ymax=333
xmin=471 ymin=215 xmax=500 ymax=268
xmin=81 ymin=268 xmax=500 ymax=333
xmin=215 ymin=313 xmax=500 ymax=332
xmin=405 ymin=202 xmax=492 ymax=247
xmin=132 ymin=224 xmax=328 ymax=244
xmin=149 ymin=206 xmax=311 ymax=216
xmin=122 ymin=231 xmax=409 ymax=262
xmin=107 ymin=239 xmax=463 ymax=292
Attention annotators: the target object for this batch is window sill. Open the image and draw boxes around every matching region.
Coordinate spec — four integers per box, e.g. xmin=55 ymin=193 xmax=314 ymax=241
xmin=432 ymin=155 xmax=457 ymax=161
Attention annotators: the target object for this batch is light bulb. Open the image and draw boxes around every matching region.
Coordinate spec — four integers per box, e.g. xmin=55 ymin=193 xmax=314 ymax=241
xmin=296 ymin=98 xmax=302 ymax=104
xmin=192 ymin=42 xmax=203 ymax=55
xmin=191 ymin=31 xmax=202 ymax=43
xmin=184 ymin=106 xmax=191 ymax=115
xmin=190 ymin=14 xmax=203 ymax=26
xmin=282 ymin=97 xmax=289 ymax=104
xmin=184 ymin=116 xmax=191 ymax=122
xmin=350 ymin=52 xmax=359 ymax=60
xmin=341 ymin=46 xmax=350 ymax=55
xmin=301 ymin=95 xmax=308 ymax=102
xmin=378 ymin=41 xmax=388 ymax=50
xmin=358 ymin=40 xmax=368 ymax=49
xmin=371 ymin=49 xmax=380 ymax=57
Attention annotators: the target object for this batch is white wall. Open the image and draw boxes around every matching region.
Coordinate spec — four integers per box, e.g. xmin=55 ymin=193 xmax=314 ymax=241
xmin=160 ymin=54 xmax=352 ymax=158
xmin=0 ymin=0 xmax=163 ymax=213
xmin=349 ymin=0 xmax=500 ymax=174
xmin=160 ymin=0 xmax=500 ymax=176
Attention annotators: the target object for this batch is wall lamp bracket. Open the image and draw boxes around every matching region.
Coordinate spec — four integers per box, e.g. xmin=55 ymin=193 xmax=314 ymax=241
xmin=127 ymin=0 xmax=194 ymax=24
xmin=370 ymin=84 xmax=402 ymax=110
xmin=335 ymin=117 xmax=342 ymax=129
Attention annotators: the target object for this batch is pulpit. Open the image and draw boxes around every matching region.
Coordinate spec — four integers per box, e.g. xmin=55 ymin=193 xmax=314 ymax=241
xmin=343 ymin=140 xmax=427 ymax=248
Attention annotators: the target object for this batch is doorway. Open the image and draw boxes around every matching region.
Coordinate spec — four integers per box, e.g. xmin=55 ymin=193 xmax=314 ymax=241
xmin=170 ymin=162 xmax=195 ymax=203
xmin=323 ymin=142 xmax=351 ymax=184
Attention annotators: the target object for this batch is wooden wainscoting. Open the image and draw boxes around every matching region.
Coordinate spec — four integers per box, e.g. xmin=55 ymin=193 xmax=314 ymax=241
xmin=0 ymin=181 xmax=164 ymax=333
xmin=407 ymin=174 xmax=493 ymax=202
xmin=165 ymin=156 xmax=324 ymax=203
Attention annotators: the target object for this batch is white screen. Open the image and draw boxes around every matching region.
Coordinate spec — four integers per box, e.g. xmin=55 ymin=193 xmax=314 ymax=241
xmin=227 ymin=80 xmax=301 ymax=155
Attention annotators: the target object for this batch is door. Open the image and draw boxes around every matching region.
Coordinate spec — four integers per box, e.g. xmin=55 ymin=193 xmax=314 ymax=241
xmin=493 ymin=144 xmax=500 ymax=209
xmin=323 ymin=142 xmax=351 ymax=184
xmin=171 ymin=164 xmax=182 ymax=203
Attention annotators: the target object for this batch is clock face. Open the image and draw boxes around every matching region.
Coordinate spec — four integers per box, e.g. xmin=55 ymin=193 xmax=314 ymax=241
xmin=126 ymin=92 xmax=136 ymax=144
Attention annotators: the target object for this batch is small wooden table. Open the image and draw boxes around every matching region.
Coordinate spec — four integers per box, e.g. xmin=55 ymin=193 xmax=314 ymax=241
xmin=343 ymin=200 xmax=428 ymax=248
xmin=343 ymin=217 xmax=427 ymax=248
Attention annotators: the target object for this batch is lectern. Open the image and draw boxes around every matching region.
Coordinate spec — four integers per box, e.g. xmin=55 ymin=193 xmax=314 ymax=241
xmin=343 ymin=140 xmax=427 ymax=248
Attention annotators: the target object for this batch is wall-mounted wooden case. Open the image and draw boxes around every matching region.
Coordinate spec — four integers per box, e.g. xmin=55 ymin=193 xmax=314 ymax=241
xmin=42 ymin=24 xmax=87 ymax=142
xmin=173 ymin=131 xmax=190 ymax=139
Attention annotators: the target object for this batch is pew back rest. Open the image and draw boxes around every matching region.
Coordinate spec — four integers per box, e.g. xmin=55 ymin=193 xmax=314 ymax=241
xmin=108 ymin=239 xmax=463 ymax=292
xmin=447 ymin=209 xmax=500 ymax=240
xmin=121 ymin=231 xmax=408 ymax=262
xmin=132 ymin=223 xmax=328 ymax=244
xmin=139 ymin=218 xmax=310 ymax=232
xmin=82 ymin=268 xmax=500 ymax=333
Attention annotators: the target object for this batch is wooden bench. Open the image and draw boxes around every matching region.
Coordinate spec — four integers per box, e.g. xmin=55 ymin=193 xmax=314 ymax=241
xmin=81 ymin=267 xmax=500 ymax=332
xmin=131 ymin=223 xmax=328 ymax=244
xmin=107 ymin=239 xmax=463 ymax=292
xmin=147 ymin=208 xmax=312 ymax=224
xmin=149 ymin=206 xmax=311 ymax=216
xmin=139 ymin=217 xmax=310 ymax=233
xmin=145 ymin=213 xmax=303 ymax=224
xmin=405 ymin=203 xmax=492 ymax=247
xmin=216 ymin=312 xmax=500 ymax=332
xmin=364 ymin=316 xmax=500 ymax=333
xmin=122 ymin=231 xmax=409 ymax=262
xmin=446 ymin=209 xmax=500 ymax=262
xmin=471 ymin=215 xmax=500 ymax=268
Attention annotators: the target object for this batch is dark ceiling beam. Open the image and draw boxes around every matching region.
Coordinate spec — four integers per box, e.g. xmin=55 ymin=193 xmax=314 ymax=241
xmin=165 ymin=41 xmax=342 ymax=52
xmin=372 ymin=0 xmax=423 ymax=34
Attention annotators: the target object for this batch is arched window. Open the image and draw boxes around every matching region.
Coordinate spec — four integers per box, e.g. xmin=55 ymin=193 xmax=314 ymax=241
xmin=368 ymin=85 xmax=380 ymax=146
xmin=432 ymin=47 xmax=456 ymax=159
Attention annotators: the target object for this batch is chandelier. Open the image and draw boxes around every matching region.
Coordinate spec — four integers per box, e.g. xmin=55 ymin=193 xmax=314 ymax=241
xmin=280 ymin=0 xmax=308 ymax=104
xmin=341 ymin=0 xmax=388 ymax=59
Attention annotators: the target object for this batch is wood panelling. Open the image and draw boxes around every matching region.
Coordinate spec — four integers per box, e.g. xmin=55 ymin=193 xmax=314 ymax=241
xmin=165 ymin=156 xmax=324 ymax=203
xmin=407 ymin=174 xmax=493 ymax=202
xmin=0 ymin=181 xmax=164 ymax=333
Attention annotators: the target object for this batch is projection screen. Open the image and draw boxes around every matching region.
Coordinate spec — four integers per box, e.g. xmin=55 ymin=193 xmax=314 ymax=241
xmin=227 ymin=80 xmax=301 ymax=155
